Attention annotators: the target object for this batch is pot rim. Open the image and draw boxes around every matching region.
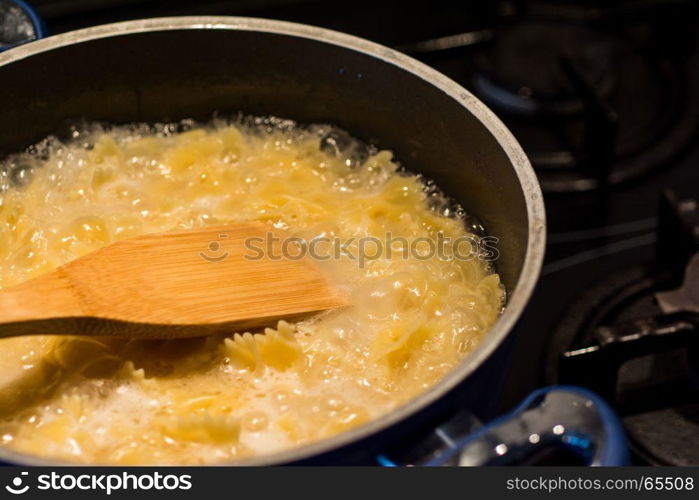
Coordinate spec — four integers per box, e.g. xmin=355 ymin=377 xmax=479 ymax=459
xmin=0 ymin=16 xmax=546 ymax=466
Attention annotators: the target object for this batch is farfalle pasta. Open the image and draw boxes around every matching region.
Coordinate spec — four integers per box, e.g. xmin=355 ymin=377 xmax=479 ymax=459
xmin=223 ymin=321 xmax=302 ymax=373
xmin=0 ymin=118 xmax=504 ymax=464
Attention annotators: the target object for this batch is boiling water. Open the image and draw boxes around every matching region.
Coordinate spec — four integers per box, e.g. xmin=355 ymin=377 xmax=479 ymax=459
xmin=0 ymin=117 xmax=503 ymax=464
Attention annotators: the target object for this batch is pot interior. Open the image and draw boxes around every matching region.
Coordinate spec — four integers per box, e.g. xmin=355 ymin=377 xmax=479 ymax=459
xmin=0 ymin=25 xmax=530 ymax=289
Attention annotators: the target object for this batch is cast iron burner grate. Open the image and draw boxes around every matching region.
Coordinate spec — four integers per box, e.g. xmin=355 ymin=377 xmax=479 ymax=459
xmin=545 ymin=191 xmax=699 ymax=465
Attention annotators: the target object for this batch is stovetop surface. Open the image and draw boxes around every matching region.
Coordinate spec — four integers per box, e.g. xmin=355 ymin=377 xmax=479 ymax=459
xmin=19 ymin=0 xmax=699 ymax=465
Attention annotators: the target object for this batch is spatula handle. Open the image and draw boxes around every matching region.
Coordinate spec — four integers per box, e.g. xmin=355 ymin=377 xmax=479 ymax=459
xmin=0 ymin=273 xmax=296 ymax=339
xmin=0 ymin=271 xmax=84 ymax=338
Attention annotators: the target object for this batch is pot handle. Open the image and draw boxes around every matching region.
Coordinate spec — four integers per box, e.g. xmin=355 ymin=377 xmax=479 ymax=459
xmin=0 ymin=0 xmax=47 ymax=52
xmin=425 ymin=386 xmax=628 ymax=466
xmin=378 ymin=386 xmax=628 ymax=466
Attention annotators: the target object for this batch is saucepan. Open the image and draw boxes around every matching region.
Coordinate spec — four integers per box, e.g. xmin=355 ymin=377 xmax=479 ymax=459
xmin=0 ymin=15 xmax=626 ymax=465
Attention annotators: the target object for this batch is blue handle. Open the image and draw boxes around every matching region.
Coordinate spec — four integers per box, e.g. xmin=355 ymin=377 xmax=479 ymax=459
xmin=427 ymin=386 xmax=628 ymax=466
xmin=378 ymin=386 xmax=628 ymax=466
xmin=0 ymin=0 xmax=46 ymax=52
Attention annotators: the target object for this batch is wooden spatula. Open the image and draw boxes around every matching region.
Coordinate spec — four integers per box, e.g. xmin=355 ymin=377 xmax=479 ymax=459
xmin=0 ymin=222 xmax=348 ymax=339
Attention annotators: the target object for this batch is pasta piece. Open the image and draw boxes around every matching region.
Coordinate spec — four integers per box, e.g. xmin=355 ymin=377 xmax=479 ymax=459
xmin=223 ymin=333 xmax=260 ymax=372
xmin=372 ymin=324 xmax=431 ymax=369
xmin=257 ymin=321 xmax=302 ymax=371
xmin=223 ymin=321 xmax=301 ymax=372
xmin=117 ymin=361 xmax=146 ymax=383
xmin=161 ymin=414 xmax=241 ymax=444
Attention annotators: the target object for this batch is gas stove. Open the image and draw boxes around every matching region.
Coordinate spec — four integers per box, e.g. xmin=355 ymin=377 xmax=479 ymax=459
xmin=440 ymin=2 xmax=699 ymax=466
xmin=5 ymin=0 xmax=699 ymax=466
xmin=384 ymin=0 xmax=699 ymax=465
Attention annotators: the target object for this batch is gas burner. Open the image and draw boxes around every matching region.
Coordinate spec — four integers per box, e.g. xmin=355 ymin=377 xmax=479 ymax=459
xmin=545 ymin=191 xmax=699 ymax=465
xmin=467 ymin=18 xmax=699 ymax=192
xmin=472 ymin=21 xmax=617 ymax=116
xmin=545 ymin=266 xmax=699 ymax=465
